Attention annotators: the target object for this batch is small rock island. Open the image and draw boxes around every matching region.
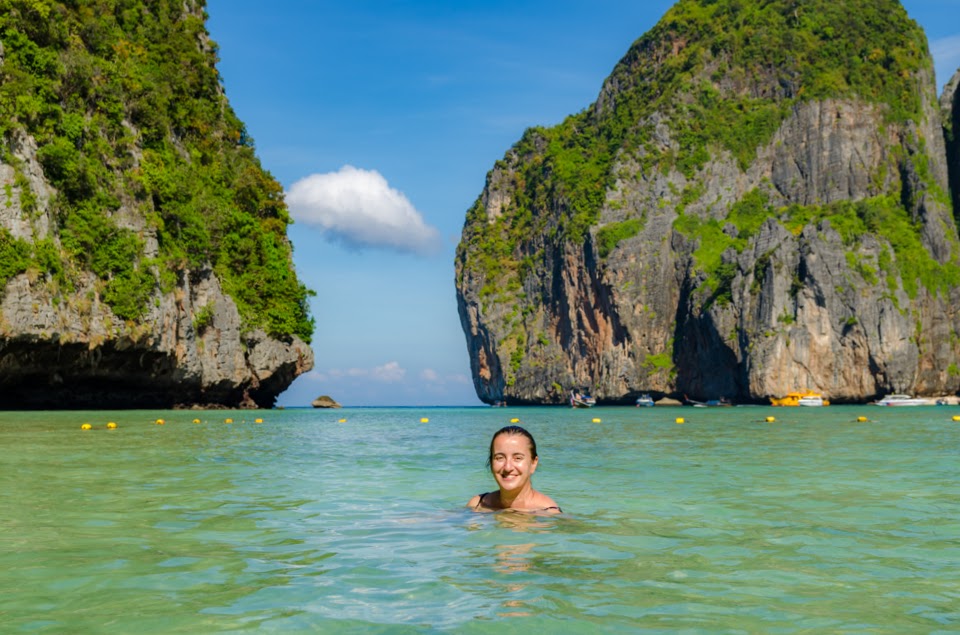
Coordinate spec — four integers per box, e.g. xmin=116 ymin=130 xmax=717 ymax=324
xmin=312 ymin=395 xmax=342 ymax=409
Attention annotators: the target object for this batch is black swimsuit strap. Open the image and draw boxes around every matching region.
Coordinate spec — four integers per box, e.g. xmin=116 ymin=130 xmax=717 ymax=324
xmin=477 ymin=492 xmax=561 ymax=513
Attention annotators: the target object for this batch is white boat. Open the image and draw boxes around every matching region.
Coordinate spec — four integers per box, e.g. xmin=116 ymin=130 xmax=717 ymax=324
xmin=570 ymin=389 xmax=596 ymax=408
xmin=872 ymin=394 xmax=935 ymax=406
xmin=797 ymin=394 xmax=826 ymax=406
xmin=770 ymin=391 xmax=829 ymax=406
xmin=635 ymin=394 xmax=654 ymax=407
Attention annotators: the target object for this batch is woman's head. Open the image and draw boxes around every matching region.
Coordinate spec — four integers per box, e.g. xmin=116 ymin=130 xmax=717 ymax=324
xmin=487 ymin=425 xmax=538 ymax=467
xmin=488 ymin=425 xmax=540 ymax=493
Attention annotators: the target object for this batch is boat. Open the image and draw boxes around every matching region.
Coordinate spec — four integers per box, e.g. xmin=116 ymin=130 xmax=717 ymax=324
xmin=570 ymin=389 xmax=596 ymax=408
xmin=770 ymin=391 xmax=830 ymax=406
xmin=685 ymin=396 xmax=732 ymax=407
xmin=872 ymin=394 xmax=935 ymax=406
xmin=635 ymin=393 xmax=655 ymax=407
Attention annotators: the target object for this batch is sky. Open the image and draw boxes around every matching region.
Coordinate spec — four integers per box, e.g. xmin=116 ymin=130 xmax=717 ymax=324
xmin=204 ymin=0 xmax=960 ymax=408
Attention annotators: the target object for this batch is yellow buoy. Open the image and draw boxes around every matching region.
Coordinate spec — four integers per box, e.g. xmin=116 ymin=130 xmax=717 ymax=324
xmin=675 ymin=417 xmax=685 ymax=424
xmin=420 ymin=417 xmax=429 ymax=423
xmin=106 ymin=422 xmax=117 ymax=430
xmin=338 ymin=418 xmax=347 ymax=423
xmin=155 ymin=419 xmax=165 ymax=425
xmin=255 ymin=418 xmax=263 ymax=424
xmin=225 ymin=418 xmax=233 ymax=424
xmin=81 ymin=423 xmax=92 ymax=430
xmin=193 ymin=418 xmax=201 ymax=424
xmin=510 ymin=418 xmax=520 ymax=423
xmin=592 ymin=418 xmax=602 ymax=423
xmin=765 ymin=416 xmax=776 ymax=423
xmin=857 ymin=416 xmax=869 ymax=422
xmin=952 ymin=415 xmax=960 ymax=422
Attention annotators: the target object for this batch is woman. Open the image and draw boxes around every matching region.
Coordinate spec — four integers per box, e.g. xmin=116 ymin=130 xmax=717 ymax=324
xmin=468 ymin=425 xmax=561 ymax=514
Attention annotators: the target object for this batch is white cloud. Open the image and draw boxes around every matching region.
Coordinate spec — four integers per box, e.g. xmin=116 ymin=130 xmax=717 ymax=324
xmin=372 ymin=361 xmax=406 ymax=383
xmin=306 ymin=361 xmax=407 ymax=384
xmin=286 ymin=166 xmax=441 ymax=255
xmin=284 ymin=364 xmax=480 ymax=407
xmin=419 ymin=368 xmax=473 ymax=386
xmin=932 ymin=34 xmax=960 ymax=62
xmin=932 ymin=34 xmax=960 ymax=88
xmin=448 ymin=373 xmax=472 ymax=385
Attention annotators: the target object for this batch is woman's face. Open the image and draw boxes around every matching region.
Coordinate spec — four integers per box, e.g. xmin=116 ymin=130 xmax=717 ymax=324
xmin=490 ymin=433 xmax=538 ymax=492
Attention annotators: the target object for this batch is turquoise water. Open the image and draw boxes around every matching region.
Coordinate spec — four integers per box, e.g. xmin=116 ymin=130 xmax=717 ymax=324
xmin=1 ymin=406 xmax=958 ymax=633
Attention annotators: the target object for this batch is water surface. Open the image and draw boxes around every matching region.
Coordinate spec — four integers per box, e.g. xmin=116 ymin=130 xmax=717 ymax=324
xmin=2 ymin=406 xmax=958 ymax=632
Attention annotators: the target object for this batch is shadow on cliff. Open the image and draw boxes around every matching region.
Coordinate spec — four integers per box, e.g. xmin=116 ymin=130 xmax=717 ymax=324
xmin=673 ymin=277 xmax=748 ymax=403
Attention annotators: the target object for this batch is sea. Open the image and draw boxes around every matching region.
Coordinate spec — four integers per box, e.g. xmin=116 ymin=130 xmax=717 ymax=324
xmin=1 ymin=405 xmax=957 ymax=633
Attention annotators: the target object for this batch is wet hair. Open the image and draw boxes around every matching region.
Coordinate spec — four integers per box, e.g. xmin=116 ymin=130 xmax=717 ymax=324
xmin=486 ymin=425 xmax=538 ymax=467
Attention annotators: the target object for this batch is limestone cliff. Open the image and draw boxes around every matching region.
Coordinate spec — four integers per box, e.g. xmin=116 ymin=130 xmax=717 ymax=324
xmin=944 ymin=68 xmax=960 ymax=222
xmin=456 ymin=0 xmax=960 ymax=405
xmin=0 ymin=0 xmax=313 ymax=408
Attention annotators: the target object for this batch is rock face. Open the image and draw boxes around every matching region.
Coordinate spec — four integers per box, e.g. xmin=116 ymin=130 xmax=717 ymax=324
xmin=0 ymin=268 xmax=312 ymax=409
xmin=0 ymin=1 xmax=313 ymax=408
xmin=944 ymin=68 xmax=960 ymax=222
xmin=311 ymin=395 xmax=342 ymax=409
xmin=456 ymin=0 xmax=960 ymax=405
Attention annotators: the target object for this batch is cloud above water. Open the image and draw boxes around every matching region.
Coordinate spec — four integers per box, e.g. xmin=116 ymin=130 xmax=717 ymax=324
xmin=371 ymin=361 xmax=407 ymax=383
xmin=310 ymin=361 xmax=408 ymax=384
xmin=306 ymin=364 xmax=473 ymax=387
xmin=286 ymin=166 xmax=441 ymax=255
xmin=419 ymin=368 xmax=471 ymax=385
xmin=294 ymin=363 xmax=478 ymax=406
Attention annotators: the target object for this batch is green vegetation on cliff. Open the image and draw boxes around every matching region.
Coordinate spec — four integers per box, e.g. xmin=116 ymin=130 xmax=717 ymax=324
xmin=785 ymin=196 xmax=960 ymax=299
xmin=674 ymin=188 xmax=773 ymax=305
xmin=676 ymin=189 xmax=960 ymax=304
xmin=459 ymin=0 xmax=933 ymax=296
xmin=597 ymin=218 xmax=644 ymax=259
xmin=0 ymin=0 xmax=313 ymax=340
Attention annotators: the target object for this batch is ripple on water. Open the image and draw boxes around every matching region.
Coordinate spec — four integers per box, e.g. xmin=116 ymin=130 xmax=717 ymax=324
xmin=1 ymin=406 xmax=959 ymax=632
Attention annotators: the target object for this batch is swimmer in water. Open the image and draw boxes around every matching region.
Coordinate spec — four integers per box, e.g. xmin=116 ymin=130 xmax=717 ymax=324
xmin=468 ymin=425 xmax=561 ymax=514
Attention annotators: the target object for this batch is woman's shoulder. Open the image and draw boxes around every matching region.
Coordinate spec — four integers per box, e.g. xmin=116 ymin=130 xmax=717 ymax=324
xmin=467 ymin=492 xmax=495 ymax=510
xmin=534 ymin=492 xmax=562 ymax=513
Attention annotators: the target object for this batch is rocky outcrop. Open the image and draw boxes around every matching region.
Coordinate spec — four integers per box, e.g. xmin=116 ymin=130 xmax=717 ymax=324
xmin=311 ymin=395 xmax=342 ymax=409
xmin=456 ymin=0 xmax=960 ymax=405
xmin=0 ymin=267 xmax=312 ymax=409
xmin=0 ymin=2 xmax=313 ymax=409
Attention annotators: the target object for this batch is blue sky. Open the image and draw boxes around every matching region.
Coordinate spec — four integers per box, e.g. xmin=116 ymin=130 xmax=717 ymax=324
xmin=205 ymin=1 xmax=960 ymax=408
